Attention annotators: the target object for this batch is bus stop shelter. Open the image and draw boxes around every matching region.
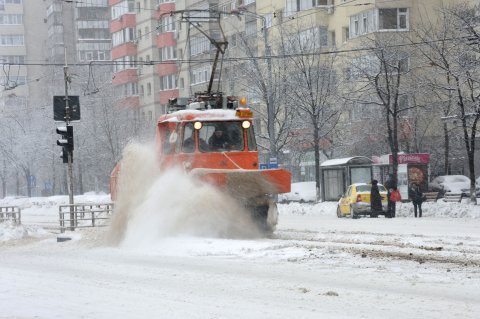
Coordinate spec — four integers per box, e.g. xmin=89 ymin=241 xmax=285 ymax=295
xmin=320 ymin=156 xmax=373 ymax=201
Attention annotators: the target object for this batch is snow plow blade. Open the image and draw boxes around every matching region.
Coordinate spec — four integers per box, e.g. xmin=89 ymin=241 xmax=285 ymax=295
xmin=190 ymin=168 xmax=291 ymax=198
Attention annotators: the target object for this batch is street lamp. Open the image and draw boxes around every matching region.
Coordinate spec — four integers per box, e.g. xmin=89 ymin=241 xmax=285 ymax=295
xmin=231 ymin=7 xmax=276 ymax=164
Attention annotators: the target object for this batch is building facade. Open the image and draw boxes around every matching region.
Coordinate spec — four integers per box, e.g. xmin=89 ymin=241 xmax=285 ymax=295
xmin=109 ymin=0 xmax=179 ymax=122
xmin=0 ymin=0 xmax=48 ymax=115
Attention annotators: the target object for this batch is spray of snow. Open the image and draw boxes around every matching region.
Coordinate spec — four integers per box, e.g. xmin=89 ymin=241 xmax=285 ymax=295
xmin=106 ymin=142 xmax=261 ymax=247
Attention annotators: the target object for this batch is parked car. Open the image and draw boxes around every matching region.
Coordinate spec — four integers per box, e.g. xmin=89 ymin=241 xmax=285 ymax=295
xmin=337 ymin=183 xmax=388 ymax=219
xmin=429 ymin=175 xmax=480 ymax=197
xmin=278 ymin=182 xmax=316 ymax=203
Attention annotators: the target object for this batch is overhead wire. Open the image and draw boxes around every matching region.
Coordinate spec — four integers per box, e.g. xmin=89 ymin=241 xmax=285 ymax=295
xmin=0 ymin=34 xmax=475 ymax=69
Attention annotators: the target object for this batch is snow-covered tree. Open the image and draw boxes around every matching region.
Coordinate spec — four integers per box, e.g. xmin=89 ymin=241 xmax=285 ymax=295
xmin=412 ymin=3 xmax=480 ymax=203
xmin=281 ymin=20 xmax=341 ymax=201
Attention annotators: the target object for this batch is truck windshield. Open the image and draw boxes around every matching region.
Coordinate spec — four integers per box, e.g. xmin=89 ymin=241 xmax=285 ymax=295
xmin=199 ymin=122 xmax=244 ymax=152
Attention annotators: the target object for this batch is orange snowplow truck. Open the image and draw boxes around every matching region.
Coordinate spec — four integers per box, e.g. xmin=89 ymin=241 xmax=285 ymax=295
xmin=110 ymin=96 xmax=291 ymax=232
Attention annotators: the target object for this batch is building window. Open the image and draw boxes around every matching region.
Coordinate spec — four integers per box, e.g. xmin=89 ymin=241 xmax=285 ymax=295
xmin=329 ymin=30 xmax=335 ymax=48
xmin=0 ymin=75 xmax=26 ymax=87
xmin=0 ymin=55 xmax=24 ymax=64
xmin=383 ymin=54 xmax=410 ymax=74
xmin=285 ymin=0 xmax=300 ymax=17
xmin=160 ymin=74 xmax=177 ymax=90
xmin=353 ymin=15 xmax=359 ymax=36
xmin=0 ymin=14 xmax=23 ymax=24
xmin=379 ymin=8 xmax=408 ymax=30
xmin=114 ymin=82 xmax=138 ymax=98
xmin=349 ymin=8 xmax=409 ymax=38
xmin=112 ymin=28 xmax=135 ymax=47
xmin=190 ymin=36 xmax=210 ymax=56
xmin=190 ymin=66 xmax=210 ymax=85
xmin=298 ymin=27 xmax=327 ymax=49
xmin=111 ymin=0 xmax=134 ymax=20
xmin=0 ymin=35 xmax=24 ymax=46
xmin=264 ymin=13 xmax=273 ymax=29
xmin=159 ymin=46 xmax=177 ymax=61
xmin=79 ymin=50 xmax=110 ymax=62
xmin=113 ymin=56 xmax=136 ymax=72
xmin=342 ymin=27 xmax=349 ymax=42
xmin=362 ymin=13 xmax=368 ymax=33
xmin=0 ymin=0 xmax=23 ymax=5
xmin=147 ymin=83 xmax=152 ymax=95
xmin=313 ymin=0 xmax=330 ymax=6
xmin=159 ymin=16 xmax=176 ymax=33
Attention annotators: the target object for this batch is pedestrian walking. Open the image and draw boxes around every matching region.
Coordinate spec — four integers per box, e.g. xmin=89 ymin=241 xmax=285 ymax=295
xmin=370 ymin=180 xmax=383 ymax=217
xmin=384 ymin=174 xmax=398 ymax=218
xmin=408 ymin=183 xmax=424 ymax=218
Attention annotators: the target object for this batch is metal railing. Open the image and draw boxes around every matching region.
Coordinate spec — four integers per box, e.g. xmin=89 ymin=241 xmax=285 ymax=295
xmin=59 ymin=203 xmax=114 ymax=233
xmin=0 ymin=206 xmax=21 ymax=225
xmin=443 ymin=193 xmax=463 ymax=203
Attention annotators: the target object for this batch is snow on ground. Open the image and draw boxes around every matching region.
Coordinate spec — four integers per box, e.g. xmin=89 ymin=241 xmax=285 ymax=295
xmin=1 ymin=193 xmax=480 ymax=318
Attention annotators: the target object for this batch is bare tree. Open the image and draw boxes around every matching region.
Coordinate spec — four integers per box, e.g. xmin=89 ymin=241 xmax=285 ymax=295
xmin=282 ymin=21 xmax=341 ymax=201
xmin=223 ymin=13 xmax=296 ymax=165
xmin=345 ymin=33 xmax=416 ymax=183
xmin=413 ymin=3 xmax=479 ymax=203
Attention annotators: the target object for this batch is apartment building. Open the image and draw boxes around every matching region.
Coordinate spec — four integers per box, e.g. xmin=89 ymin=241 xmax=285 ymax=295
xmin=0 ymin=0 xmax=47 ymax=115
xmin=110 ymin=0 xmax=178 ymax=121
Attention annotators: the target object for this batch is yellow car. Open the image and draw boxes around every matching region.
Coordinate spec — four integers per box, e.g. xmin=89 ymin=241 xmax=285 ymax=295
xmin=337 ymin=183 xmax=388 ymax=219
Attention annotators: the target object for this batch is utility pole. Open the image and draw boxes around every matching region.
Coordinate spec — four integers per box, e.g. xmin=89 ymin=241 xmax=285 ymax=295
xmin=64 ymin=49 xmax=75 ymax=230
xmin=263 ymin=20 xmax=276 ymax=165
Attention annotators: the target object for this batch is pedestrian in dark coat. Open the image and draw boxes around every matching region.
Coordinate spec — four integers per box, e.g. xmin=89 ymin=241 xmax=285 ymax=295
xmin=370 ymin=180 xmax=383 ymax=216
xmin=408 ymin=183 xmax=424 ymax=218
xmin=384 ymin=174 xmax=398 ymax=218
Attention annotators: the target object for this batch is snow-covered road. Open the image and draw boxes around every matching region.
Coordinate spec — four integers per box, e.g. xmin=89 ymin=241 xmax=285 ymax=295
xmin=1 ymin=202 xmax=480 ymax=319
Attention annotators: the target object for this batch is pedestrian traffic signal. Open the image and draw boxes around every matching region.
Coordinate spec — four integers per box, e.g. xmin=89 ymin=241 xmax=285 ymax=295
xmin=56 ymin=125 xmax=73 ymax=163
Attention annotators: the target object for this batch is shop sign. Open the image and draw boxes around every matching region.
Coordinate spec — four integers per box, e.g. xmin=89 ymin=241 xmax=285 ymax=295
xmin=389 ymin=153 xmax=430 ymax=164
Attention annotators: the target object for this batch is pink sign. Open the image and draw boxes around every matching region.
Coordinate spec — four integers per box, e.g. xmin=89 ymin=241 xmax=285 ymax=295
xmin=389 ymin=153 xmax=430 ymax=164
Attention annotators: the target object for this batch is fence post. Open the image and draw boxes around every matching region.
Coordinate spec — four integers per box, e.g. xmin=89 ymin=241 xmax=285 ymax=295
xmin=59 ymin=207 xmax=65 ymax=234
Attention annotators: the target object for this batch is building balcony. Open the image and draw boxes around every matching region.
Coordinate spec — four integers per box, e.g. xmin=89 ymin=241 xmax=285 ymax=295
xmin=156 ymin=63 xmax=177 ymax=77
xmin=112 ymin=68 xmax=138 ymax=85
xmin=111 ymin=42 xmax=137 ymax=59
xmin=154 ymin=2 xmax=176 ymax=20
xmin=114 ymin=95 xmax=140 ymax=109
xmin=156 ymin=31 xmax=176 ymax=48
xmin=110 ymin=13 xmax=136 ymax=33
xmin=159 ymin=89 xmax=179 ymax=105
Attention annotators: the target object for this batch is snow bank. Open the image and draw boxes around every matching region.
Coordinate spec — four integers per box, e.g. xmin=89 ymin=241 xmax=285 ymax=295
xmin=278 ymin=199 xmax=480 ymax=218
xmin=0 ymin=222 xmax=48 ymax=242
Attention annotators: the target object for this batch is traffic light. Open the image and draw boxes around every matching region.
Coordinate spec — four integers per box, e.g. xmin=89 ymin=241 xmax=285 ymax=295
xmin=56 ymin=125 xmax=73 ymax=163
xmin=60 ymin=146 xmax=68 ymax=164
